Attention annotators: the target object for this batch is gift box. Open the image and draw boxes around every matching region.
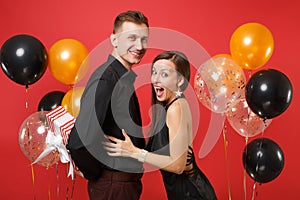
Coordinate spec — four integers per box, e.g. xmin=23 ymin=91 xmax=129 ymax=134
xmin=46 ymin=106 xmax=75 ymax=145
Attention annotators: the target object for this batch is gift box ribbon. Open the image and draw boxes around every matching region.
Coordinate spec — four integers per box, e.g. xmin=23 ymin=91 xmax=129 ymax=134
xmin=32 ymin=131 xmax=74 ymax=179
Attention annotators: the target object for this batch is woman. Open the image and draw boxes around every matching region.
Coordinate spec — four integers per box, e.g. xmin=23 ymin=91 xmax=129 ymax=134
xmin=103 ymin=51 xmax=217 ymax=200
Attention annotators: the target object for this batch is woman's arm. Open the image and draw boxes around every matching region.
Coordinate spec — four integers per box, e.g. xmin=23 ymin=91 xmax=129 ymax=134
xmin=103 ymin=99 xmax=192 ymax=174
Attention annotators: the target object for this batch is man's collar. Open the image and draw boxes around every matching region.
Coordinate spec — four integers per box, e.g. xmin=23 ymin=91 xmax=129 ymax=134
xmin=108 ymin=55 xmax=137 ymax=83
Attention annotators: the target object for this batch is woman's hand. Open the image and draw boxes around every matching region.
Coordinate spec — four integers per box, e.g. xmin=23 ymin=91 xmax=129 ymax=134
xmin=103 ymin=129 xmax=140 ymax=158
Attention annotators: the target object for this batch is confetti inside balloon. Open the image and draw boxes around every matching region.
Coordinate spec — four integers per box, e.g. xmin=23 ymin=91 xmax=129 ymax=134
xmin=226 ymin=98 xmax=272 ymax=138
xmin=19 ymin=111 xmax=60 ymax=168
xmin=194 ymin=55 xmax=246 ymax=113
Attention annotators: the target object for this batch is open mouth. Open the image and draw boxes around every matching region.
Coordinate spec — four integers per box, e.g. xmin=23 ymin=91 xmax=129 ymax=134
xmin=154 ymin=86 xmax=165 ymax=97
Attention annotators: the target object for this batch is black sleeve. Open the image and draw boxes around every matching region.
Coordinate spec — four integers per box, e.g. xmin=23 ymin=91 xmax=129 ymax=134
xmin=94 ymin=72 xmax=116 ymax=128
xmin=66 ymin=68 xmax=117 ymax=180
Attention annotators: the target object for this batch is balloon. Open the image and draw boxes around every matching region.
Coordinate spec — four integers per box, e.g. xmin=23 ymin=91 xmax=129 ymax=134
xmin=61 ymin=87 xmax=85 ymax=117
xmin=48 ymin=38 xmax=89 ymax=86
xmin=245 ymin=69 xmax=293 ymax=119
xmin=194 ymin=55 xmax=246 ymax=113
xmin=38 ymin=91 xmax=66 ymax=111
xmin=226 ymin=98 xmax=272 ymax=138
xmin=19 ymin=111 xmax=60 ymax=168
xmin=212 ymin=53 xmax=232 ymax=59
xmin=243 ymin=137 xmax=284 ymax=183
xmin=0 ymin=34 xmax=48 ymax=87
xmin=230 ymin=22 xmax=274 ymax=70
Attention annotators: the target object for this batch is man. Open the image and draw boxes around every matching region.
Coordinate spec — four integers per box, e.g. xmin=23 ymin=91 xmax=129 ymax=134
xmin=66 ymin=10 xmax=149 ymax=200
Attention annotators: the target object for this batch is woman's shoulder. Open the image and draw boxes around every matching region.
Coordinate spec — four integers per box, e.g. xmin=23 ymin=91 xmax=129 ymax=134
xmin=168 ymin=98 xmax=189 ymax=109
xmin=167 ymin=98 xmax=190 ymax=116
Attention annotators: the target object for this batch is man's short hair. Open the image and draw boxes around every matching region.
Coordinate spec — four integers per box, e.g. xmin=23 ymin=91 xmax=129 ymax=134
xmin=113 ymin=10 xmax=149 ymax=33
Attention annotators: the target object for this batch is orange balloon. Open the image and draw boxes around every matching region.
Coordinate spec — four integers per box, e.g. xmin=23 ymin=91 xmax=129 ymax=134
xmin=230 ymin=22 xmax=274 ymax=70
xmin=48 ymin=39 xmax=89 ymax=85
xmin=212 ymin=53 xmax=232 ymax=59
xmin=61 ymin=87 xmax=85 ymax=117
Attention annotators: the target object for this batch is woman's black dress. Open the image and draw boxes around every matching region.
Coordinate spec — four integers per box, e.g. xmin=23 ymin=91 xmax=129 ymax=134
xmin=146 ymin=98 xmax=217 ymax=200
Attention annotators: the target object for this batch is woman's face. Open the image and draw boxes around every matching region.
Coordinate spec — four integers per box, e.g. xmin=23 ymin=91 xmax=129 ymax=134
xmin=151 ymin=59 xmax=180 ymax=103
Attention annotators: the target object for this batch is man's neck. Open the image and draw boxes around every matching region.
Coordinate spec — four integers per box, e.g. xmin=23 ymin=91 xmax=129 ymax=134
xmin=111 ymin=51 xmax=132 ymax=71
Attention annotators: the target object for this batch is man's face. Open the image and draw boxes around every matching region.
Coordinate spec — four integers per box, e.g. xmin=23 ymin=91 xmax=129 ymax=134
xmin=111 ymin=21 xmax=149 ymax=69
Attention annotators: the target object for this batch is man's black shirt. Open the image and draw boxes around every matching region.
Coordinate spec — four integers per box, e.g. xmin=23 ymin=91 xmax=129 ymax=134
xmin=67 ymin=55 xmax=145 ymax=180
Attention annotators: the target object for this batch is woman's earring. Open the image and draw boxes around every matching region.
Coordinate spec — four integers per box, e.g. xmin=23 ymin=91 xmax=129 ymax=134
xmin=175 ymin=88 xmax=182 ymax=97
xmin=175 ymin=82 xmax=183 ymax=97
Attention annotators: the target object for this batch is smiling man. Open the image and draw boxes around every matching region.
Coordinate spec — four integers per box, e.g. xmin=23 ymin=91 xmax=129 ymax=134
xmin=66 ymin=10 xmax=149 ymax=200
xmin=111 ymin=21 xmax=148 ymax=69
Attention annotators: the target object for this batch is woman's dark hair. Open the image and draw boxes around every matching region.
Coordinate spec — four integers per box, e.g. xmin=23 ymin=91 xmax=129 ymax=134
xmin=113 ymin=10 xmax=149 ymax=33
xmin=152 ymin=51 xmax=190 ymax=91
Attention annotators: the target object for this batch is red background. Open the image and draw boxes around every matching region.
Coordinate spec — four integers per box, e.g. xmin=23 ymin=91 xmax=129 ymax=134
xmin=1 ymin=0 xmax=299 ymax=199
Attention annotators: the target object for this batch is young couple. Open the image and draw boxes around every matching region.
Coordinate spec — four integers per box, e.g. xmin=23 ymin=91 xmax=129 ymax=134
xmin=67 ymin=10 xmax=217 ymax=200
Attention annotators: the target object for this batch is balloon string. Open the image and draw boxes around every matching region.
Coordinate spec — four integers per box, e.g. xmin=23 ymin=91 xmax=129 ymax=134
xmin=246 ymin=105 xmax=251 ymax=138
xmin=68 ymin=84 xmax=74 ymax=90
xmin=262 ymin=118 xmax=267 ymax=138
xmin=66 ymin=182 xmax=69 ymax=200
xmin=56 ymin=162 xmax=60 ymax=198
xmin=65 ymin=162 xmax=76 ymax=200
xmin=247 ymin=70 xmax=252 ymax=79
xmin=254 ymin=118 xmax=266 ymax=182
xmin=243 ymin=169 xmax=247 ymax=200
xmin=251 ymin=181 xmax=257 ymax=200
xmin=222 ymin=124 xmax=232 ymax=200
xmin=243 ymin=136 xmax=249 ymax=200
xmin=31 ymin=164 xmax=36 ymax=200
xmin=27 ymin=124 xmax=31 ymax=155
xmin=255 ymin=142 xmax=263 ymax=177
xmin=253 ymin=134 xmax=264 ymax=199
xmin=25 ymin=86 xmax=29 ymax=109
xmin=45 ymin=167 xmax=51 ymax=200
xmin=70 ymin=172 xmax=76 ymax=200
xmin=48 ymin=182 xmax=51 ymax=200
xmin=250 ymin=117 xmax=267 ymax=200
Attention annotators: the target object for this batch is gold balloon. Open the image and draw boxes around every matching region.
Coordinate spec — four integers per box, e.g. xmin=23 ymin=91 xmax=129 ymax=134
xmin=48 ymin=39 xmax=89 ymax=85
xmin=61 ymin=87 xmax=85 ymax=117
xmin=212 ymin=53 xmax=232 ymax=59
xmin=230 ymin=22 xmax=274 ymax=70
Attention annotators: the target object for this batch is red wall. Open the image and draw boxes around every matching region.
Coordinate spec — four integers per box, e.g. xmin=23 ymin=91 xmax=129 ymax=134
xmin=1 ymin=0 xmax=299 ymax=199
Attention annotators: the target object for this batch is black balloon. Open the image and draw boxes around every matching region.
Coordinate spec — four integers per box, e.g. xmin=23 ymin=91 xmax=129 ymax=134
xmin=38 ymin=91 xmax=66 ymax=111
xmin=243 ymin=137 xmax=284 ymax=183
xmin=245 ymin=69 xmax=293 ymax=119
xmin=0 ymin=34 xmax=48 ymax=87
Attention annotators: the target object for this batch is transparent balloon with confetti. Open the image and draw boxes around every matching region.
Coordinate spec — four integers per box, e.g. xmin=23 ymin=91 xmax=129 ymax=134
xmin=194 ymin=55 xmax=246 ymax=113
xmin=18 ymin=111 xmax=60 ymax=168
xmin=226 ymin=98 xmax=272 ymax=138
